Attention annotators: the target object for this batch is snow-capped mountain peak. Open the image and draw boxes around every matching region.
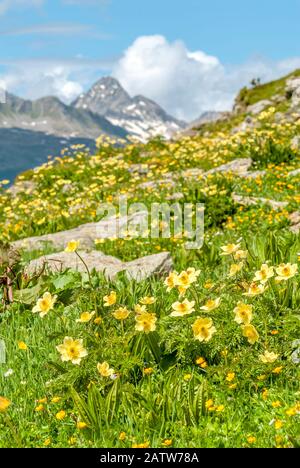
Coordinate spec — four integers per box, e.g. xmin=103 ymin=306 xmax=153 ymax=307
xmin=72 ymin=77 xmax=186 ymax=141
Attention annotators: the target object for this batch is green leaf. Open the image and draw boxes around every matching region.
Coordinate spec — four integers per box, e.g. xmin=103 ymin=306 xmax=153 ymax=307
xmin=14 ymin=283 xmax=42 ymax=305
xmin=52 ymin=272 xmax=78 ymax=291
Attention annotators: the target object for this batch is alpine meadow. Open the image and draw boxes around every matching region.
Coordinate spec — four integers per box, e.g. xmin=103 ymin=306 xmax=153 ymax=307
xmin=0 ymin=68 xmax=300 ymax=449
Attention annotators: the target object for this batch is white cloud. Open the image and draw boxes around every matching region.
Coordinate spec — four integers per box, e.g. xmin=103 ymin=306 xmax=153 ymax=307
xmin=0 ymin=23 xmax=94 ymax=36
xmin=1 ymin=35 xmax=300 ymax=119
xmin=113 ymin=35 xmax=300 ymax=121
xmin=0 ymin=0 xmax=44 ymax=15
xmin=0 ymin=57 xmax=113 ymax=102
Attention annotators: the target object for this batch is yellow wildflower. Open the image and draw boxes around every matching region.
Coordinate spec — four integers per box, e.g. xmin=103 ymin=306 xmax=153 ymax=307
xmin=243 ymin=283 xmax=267 ymax=297
xmin=0 ymin=396 xmax=11 ymax=412
xmin=192 ymin=317 xmax=216 ymax=342
xmin=234 ymin=302 xmax=253 ymax=325
xmin=56 ymin=410 xmax=66 ymax=421
xmin=65 ymin=240 xmax=80 ymax=253
xmin=76 ymin=311 xmax=95 ymax=323
xmin=103 ymin=291 xmax=117 ymax=307
xmin=97 ymin=362 xmax=114 ymax=378
xmin=56 ymin=337 xmax=88 ymax=365
xmin=253 ymin=264 xmax=274 ymax=284
xmin=275 ymin=263 xmax=298 ymax=281
xmin=139 ymin=296 xmax=156 ymax=305
xmin=113 ymin=307 xmax=130 ymax=320
xmin=259 ymin=350 xmax=279 ymax=363
xmin=200 ymin=297 xmax=221 ymax=312
xmin=18 ymin=341 xmax=28 ymax=350
xmin=32 ymin=292 xmax=57 ymax=318
xmin=171 ymin=299 xmax=195 ymax=317
xmin=135 ymin=311 xmax=157 ymax=333
xmin=242 ymin=324 xmax=259 ymax=344
xmin=220 ymin=243 xmax=241 ymax=256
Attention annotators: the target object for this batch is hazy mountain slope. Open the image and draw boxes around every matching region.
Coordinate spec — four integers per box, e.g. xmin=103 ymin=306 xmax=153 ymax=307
xmin=0 ymin=93 xmax=128 ymax=139
xmin=0 ymin=127 xmax=95 ymax=182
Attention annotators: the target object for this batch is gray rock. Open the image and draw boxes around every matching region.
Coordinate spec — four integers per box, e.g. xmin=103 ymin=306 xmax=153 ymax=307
xmin=12 ymin=211 xmax=148 ymax=251
xmin=128 ymin=164 xmax=149 ymax=175
xmin=286 ymin=77 xmax=300 ymax=107
xmin=241 ymin=170 xmax=266 ymax=179
xmin=246 ymin=100 xmax=272 ymax=115
xmin=205 ymin=158 xmax=252 ymax=177
xmin=286 ymin=77 xmax=300 ymax=93
xmin=166 ymin=192 xmax=184 ymax=201
xmin=8 ymin=180 xmax=37 ymax=196
xmin=25 ymin=250 xmax=173 ymax=282
xmin=288 ymin=168 xmax=300 ymax=177
xmin=181 ymin=168 xmax=204 ymax=179
xmin=289 ymin=211 xmax=300 ymax=233
xmin=232 ymin=193 xmax=288 ymax=210
xmin=291 ymin=136 xmax=300 ymax=150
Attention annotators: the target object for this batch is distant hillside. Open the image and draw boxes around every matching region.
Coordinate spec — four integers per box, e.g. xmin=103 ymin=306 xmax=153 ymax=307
xmin=0 ymin=128 xmax=95 ymax=183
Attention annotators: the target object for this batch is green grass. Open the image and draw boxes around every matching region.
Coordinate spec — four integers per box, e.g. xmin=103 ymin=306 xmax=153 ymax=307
xmin=0 ymin=71 xmax=300 ymax=448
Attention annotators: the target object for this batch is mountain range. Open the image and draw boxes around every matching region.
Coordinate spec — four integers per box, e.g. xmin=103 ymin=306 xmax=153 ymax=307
xmin=0 ymin=77 xmax=187 ymax=182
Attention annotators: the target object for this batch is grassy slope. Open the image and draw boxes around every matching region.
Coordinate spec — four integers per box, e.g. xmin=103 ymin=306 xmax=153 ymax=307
xmin=0 ymin=73 xmax=300 ymax=448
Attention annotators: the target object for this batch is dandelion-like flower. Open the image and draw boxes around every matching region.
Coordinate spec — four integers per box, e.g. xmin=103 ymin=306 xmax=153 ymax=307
xmin=171 ymin=299 xmax=195 ymax=317
xmin=56 ymin=337 xmax=88 ymax=365
xmin=32 ymin=292 xmax=57 ymax=318
xmin=192 ymin=317 xmax=216 ymax=342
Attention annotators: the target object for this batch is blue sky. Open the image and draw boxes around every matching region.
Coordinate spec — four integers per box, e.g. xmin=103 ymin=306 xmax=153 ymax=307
xmin=0 ymin=0 xmax=300 ymax=120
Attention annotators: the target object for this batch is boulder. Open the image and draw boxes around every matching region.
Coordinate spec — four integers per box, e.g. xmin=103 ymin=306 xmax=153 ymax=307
xmin=205 ymin=158 xmax=252 ymax=177
xmin=12 ymin=211 xmax=148 ymax=251
xmin=25 ymin=250 xmax=173 ymax=282
xmin=288 ymin=168 xmax=300 ymax=178
xmin=232 ymin=193 xmax=288 ymax=210
xmin=246 ymin=100 xmax=272 ymax=115
xmin=8 ymin=181 xmax=37 ymax=196
xmin=289 ymin=211 xmax=300 ymax=234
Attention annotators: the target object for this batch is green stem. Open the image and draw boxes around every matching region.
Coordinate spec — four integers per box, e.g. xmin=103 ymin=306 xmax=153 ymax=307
xmin=75 ymin=251 xmax=92 ymax=287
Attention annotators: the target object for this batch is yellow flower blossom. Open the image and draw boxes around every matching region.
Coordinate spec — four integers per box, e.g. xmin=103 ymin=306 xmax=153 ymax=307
xmin=56 ymin=410 xmax=66 ymax=421
xmin=229 ymin=263 xmax=243 ymax=277
xmin=119 ymin=432 xmax=127 ymax=441
xmin=77 ymin=421 xmax=88 ymax=429
xmin=200 ymin=297 xmax=221 ymax=312
xmin=275 ymin=263 xmax=298 ymax=281
xmin=139 ymin=296 xmax=156 ymax=305
xmin=97 ymin=362 xmax=114 ymax=377
xmin=242 ymin=324 xmax=259 ymax=344
xmin=0 ymin=396 xmax=11 ymax=412
xmin=32 ymin=292 xmax=57 ymax=318
xmin=65 ymin=240 xmax=80 ymax=252
xmin=164 ymin=271 xmax=179 ymax=291
xmin=113 ymin=307 xmax=130 ymax=320
xmin=220 ymin=243 xmax=241 ymax=256
xmin=135 ymin=312 xmax=157 ymax=333
xmin=243 ymin=283 xmax=267 ymax=297
xmin=56 ymin=337 xmax=88 ymax=365
xmin=253 ymin=264 xmax=274 ymax=284
xmin=18 ymin=341 xmax=28 ymax=350
xmin=234 ymin=302 xmax=253 ymax=325
xmin=76 ymin=311 xmax=95 ymax=323
xmin=192 ymin=317 xmax=216 ymax=342
xmin=171 ymin=299 xmax=195 ymax=317
xmin=259 ymin=350 xmax=279 ymax=363
xmin=103 ymin=291 xmax=117 ymax=307
xmin=233 ymin=250 xmax=248 ymax=260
